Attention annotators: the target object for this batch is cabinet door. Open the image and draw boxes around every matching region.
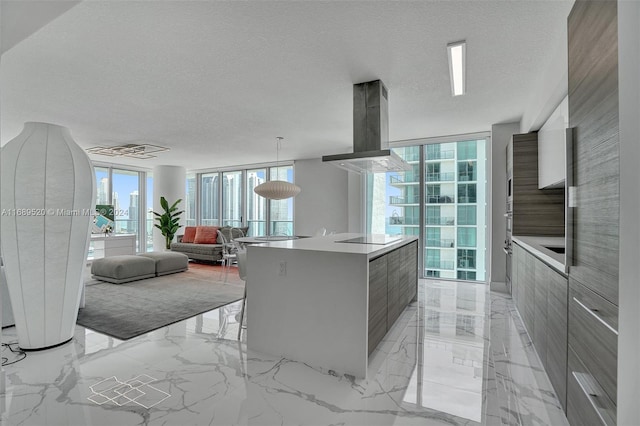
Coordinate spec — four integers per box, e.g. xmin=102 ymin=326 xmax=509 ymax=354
xmin=513 ymin=244 xmax=523 ymax=313
xmin=533 ymin=258 xmax=548 ymax=366
xmin=568 ymin=278 xmax=618 ymax=404
xmin=511 ymin=244 xmax=521 ymax=307
xmin=546 ymin=268 xmax=568 ymax=411
xmin=401 ymin=241 xmax=418 ymax=304
xmin=512 ymin=133 xmax=565 ymax=237
xmin=523 ymin=250 xmax=536 ymax=336
xmin=368 ymin=255 xmax=387 ymax=355
xmin=568 ymin=0 xmax=619 ymax=305
xmin=567 ymin=347 xmax=616 ymax=426
xmin=386 ymin=249 xmax=402 ymax=328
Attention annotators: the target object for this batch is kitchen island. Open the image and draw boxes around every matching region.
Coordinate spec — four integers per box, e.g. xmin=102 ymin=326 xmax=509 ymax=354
xmin=245 ymin=233 xmax=418 ymax=379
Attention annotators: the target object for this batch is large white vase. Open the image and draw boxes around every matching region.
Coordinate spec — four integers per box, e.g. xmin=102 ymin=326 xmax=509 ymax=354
xmin=1 ymin=122 xmax=95 ymax=350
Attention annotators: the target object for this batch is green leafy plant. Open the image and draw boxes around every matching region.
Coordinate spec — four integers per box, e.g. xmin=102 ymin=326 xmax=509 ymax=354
xmin=153 ymin=197 xmax=184 ymax=249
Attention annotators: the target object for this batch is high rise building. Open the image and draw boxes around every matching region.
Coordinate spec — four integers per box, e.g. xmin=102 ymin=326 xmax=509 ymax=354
xmin=129 ymin=190 xmax=139 ymax=233
xmin=269 ymin=168 xmax=293 ymax=235
xmin=97 ymin=177 xmax=109 ymax=204
xmin=201 ymin=174 xmax=219 ymax=225
xmin=186 ymin=176 xmax=196 ymax=226
xmin=222 ymin=173 xmax=242 ymax=226
xmin=247 ymin=172 xmax=265 ymax=235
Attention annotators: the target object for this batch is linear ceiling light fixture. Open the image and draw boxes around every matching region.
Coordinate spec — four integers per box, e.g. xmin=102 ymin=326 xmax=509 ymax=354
xmin=447 ymin=40 xmax=466 ymax=96
xmin=254 ymin=137 xmax=301 ymax=200
xmin=86 ymin=143 xmax=169 ymax=159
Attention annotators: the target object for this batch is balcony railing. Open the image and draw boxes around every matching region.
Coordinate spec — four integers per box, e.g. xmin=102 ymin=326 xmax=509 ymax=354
xmin=389 ymin=216 xmax=419 ymax=225
xmin=457 ymin=196 xmax=476 ymax=204
xmin=403 ymin=151 xmax=421 ymax=162
xmin=426 ymin=172 xmax=455 ymax=182
xmin=425 ymin=150 xmax=454 ymax=160
xmin=426 ymin=239 xmax=455 ymax=248
xmin=426 ymin=216 xmax=455 ymax=225
xmin=458 ymin=173 xmax=477 ymax=182
xmin=425 ymin=260 xmax=455 ymax=270
xmin=426 ymin=195 xmax=455 ymax=204
xmin=389 ymin=175 xmax=419 ymax=185
xmin=389 ymin=195 xmax=420 ymax=205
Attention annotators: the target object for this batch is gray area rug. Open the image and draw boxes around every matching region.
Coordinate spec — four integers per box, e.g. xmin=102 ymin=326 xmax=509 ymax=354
xmin=77 ymin=268 xmax=244 ymax=340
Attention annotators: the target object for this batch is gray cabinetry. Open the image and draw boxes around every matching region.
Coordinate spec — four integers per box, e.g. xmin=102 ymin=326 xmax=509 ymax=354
xmin=567 ymin=347 xmax=616 ymax=426
xmin=386 ymin=248 xmax=403 ymax=328
xmin=546 ymin=267 xmax=568 ymax=411
xmin=568 ymin=0 xmax=619 ymax=306
xmin=401 ymin=241 xmax=418 ymax=304
xmin=533 ymin=260 xmax=548 ymax=366
xmin=367 ymin=241 xmax=418 ymax=355
xmin=509 ymin=133 xmax=565 ymax=237
xmin=568 ymin=279 xmax=618 ymax=405
xmin=567 ymin=0 xmax=619 ymax=423
xmin=368 ymin=255 xmax=388 ymax=355
xmin=512 ymin=242 xmax=568 ymax=410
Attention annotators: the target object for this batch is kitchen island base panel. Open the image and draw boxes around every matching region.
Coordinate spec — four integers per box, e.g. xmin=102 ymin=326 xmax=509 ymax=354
xmin=247 ymin=248 xmax=369 ymax=378
xmin=246 ymin=234 xmax=418 ymax=379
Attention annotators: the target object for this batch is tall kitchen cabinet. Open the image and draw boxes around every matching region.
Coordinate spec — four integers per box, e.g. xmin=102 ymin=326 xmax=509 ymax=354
xmin=566 ymin=0 xmax=619 ymax=424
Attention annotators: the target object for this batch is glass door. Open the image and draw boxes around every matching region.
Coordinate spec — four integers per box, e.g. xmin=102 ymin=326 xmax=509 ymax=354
xmin=200 ymin=172 xmax=220 ymax=226
xmin=366 ymin=138 xmax=488 ymax=282
xmin=269 ymin=166 xmax=294 ymax=235
xmin=222 ymin=171 xmax=243 ymax=227
xmin=246 ymin=169 xmax=267 ymax=236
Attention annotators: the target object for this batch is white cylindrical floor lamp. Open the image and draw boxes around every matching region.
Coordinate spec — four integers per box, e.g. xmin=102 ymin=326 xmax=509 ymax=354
xmin=0 ymin=122 xmax=95 ymax=350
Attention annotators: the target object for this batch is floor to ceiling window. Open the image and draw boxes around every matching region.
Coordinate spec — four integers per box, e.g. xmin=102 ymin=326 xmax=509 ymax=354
xmin=366 ymin=137 xmax=488 ymax=282
xmin=112 ymin=169 xmax=140 ymax=250
xmin=185 ymin=173 xmax=196 ymax=227
xmin=92 ymin=165 xmax=152 ymax=253
xmin=269 ymin=166 xmax=294 ymax=235
xmin=246 ymin=169 xmax=267 ymax=236
xmin=146 ymin=172 xmax=154 ymax=252
xmin=192 ymin=163 xmax=295 ymax=235
xmin=200 ymin=172 xmax=220 ymax=226
xmin=222 ymin=171 xmax=243 ymax=227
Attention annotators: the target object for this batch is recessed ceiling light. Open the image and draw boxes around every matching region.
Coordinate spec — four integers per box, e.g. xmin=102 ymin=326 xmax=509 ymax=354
xmin=447 ymin=40 xmax=466 ymax=96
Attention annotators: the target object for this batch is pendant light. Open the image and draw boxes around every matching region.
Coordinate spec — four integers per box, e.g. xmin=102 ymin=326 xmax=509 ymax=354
xmin=254 ymin=137 xmax=301 ymax=200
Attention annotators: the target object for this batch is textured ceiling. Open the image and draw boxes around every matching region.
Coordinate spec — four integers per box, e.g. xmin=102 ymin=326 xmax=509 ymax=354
xmin=1 ymin=0 xmax=574 ymax=170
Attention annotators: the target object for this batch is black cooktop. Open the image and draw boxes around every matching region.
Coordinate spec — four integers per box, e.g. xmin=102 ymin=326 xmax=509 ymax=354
xmin=336 ymin=235 xmax=401 ymax=245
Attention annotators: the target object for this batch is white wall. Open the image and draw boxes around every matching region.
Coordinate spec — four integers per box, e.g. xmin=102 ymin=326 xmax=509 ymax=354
xmin=617 ymin=1 xmax=640 ymax=423
xmin=520 ymin=20 xmax=569 ymax=134
xmin=293 ymin=158 xmax=349 ymax=236
xmin=490 ymin=122 xmax=520 ymax=286
xmin=152 ymin=165 xmax=186 ymax=251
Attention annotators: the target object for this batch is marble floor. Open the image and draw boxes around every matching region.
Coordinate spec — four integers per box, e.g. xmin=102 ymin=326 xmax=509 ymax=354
xmin=0 ymin=277 xmax=568 ymax=426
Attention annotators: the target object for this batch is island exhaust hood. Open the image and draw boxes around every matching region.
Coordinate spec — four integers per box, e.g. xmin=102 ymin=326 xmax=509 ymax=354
xmin=322 ymin=80 xmax=410 ymax=173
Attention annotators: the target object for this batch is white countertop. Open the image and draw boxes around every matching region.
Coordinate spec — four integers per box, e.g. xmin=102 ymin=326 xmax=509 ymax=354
xmin=249 ymin=233 xmax=418 ymax=257
xmin=512 ymin=235 xmax=566 ymax=274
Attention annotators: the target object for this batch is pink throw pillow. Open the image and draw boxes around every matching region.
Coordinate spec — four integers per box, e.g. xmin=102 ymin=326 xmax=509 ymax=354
xmin=182 ymin=226 xmax=197 ymax=243
xmin=194 ymin=226 xmax=218 ymax=244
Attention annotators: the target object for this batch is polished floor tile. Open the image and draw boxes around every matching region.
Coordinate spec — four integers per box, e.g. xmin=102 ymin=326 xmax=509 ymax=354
xmin=0 ymin=277 xmax=568 ymax=425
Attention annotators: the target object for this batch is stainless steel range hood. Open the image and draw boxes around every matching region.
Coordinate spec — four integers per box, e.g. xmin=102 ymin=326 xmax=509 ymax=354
xmin=322 ymin=80 xmax=410 ymax=173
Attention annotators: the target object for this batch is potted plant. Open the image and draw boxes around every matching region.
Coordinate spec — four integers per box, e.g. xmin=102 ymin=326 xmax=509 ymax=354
xmin=153 ymin=197 xmax=184 ymax=250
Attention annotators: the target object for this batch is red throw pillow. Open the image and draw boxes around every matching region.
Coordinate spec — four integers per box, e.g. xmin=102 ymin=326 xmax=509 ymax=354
xmin=194 ymin=226 xmax=218 ymax=244
xmin=182 ymin=226 xmax=197 ymax=243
